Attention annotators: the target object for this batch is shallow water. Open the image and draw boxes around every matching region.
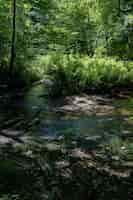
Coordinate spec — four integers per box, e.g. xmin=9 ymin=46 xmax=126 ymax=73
xmin=0 ymin=84 xmax=133 ymax=144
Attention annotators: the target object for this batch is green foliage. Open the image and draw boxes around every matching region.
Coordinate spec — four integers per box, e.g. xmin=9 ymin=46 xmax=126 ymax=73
xmin=45 ymin=0 xmax=97 ymax=54
xmin=109 ymin=14 xmax=133 ymax=60
xmin=96 ymin=0 xmax=133 ymax=59
xmin=0 ymin=0 xmax=11 ymax=63
xmin=0 ymin=0 xmax=132 ymax=87
xmin=36 ymin=53 xmax=133 ymax=96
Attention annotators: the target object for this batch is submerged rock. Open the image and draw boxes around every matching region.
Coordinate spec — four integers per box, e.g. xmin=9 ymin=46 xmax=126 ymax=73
xmin=121 ymin=161 xmax=133 ymax=168
xmin=76 ymin=135 xmax=102 ymax=151
xmin=69 ymin=148 xmax=92 ymax=161
xmin=55 ymin=160 xmax=70 ymax=169
xmin=1 ymin=129 xmax=23 ymax=136
xmin=55 ymin=95 xmax=114 ymax=116
xmin=45 ymin=143 xmax=61 ymax=152
xmin=1 ymin=139 xmax=133 ymax=200
xmin=0 ymin=135 xmax=12 ymax=144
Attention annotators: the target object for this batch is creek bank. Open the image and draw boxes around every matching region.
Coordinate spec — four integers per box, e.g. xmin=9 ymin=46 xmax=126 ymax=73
xmin=1 ymin=137 xmax=133 ymax=200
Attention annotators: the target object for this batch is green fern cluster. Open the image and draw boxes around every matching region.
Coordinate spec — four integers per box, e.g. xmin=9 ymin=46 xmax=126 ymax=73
xmin=34 ymin=53 xmax=133 ymax=95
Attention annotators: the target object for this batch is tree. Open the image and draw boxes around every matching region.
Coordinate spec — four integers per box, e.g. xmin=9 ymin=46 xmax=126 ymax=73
xmin=0 ymin=0 xmax=11 ymax=66
xmin=9 ymin=0 xmax=16 ymax=75
xmin=44 ymin=0 xmax=97 ymax=55
xmin=96 ymin=0 xmax=133 ymax=59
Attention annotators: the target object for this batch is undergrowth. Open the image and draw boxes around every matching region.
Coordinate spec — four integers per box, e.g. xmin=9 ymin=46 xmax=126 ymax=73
xmin=1 ymin=54 xmax=133 ymax=92
xmin=33 ymin=53 xmax=133 ymax=96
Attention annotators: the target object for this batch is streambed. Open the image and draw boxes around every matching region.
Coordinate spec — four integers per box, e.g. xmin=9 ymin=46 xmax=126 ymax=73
xmin=0 ymin=84 xmax=133 ymax=154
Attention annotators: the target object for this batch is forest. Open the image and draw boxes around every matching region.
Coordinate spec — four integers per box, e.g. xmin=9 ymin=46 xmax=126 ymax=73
xmin=0 ymin=0 xmax=133 ymax=199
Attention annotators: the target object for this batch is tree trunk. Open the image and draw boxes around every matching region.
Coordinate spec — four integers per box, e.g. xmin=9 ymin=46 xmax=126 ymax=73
xmin=118 ymin=0 xmax=121 ymax=16
xmin=9 ymin=0 xmax=16 ymax=76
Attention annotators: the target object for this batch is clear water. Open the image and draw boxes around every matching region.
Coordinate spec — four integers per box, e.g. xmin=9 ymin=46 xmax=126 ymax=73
xmin=0 ymin=85 xmax=133 ymax=143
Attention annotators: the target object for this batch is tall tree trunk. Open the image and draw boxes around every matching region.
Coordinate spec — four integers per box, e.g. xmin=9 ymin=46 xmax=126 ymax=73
xmin=9 ymin=0 xmax=16 ymax=76
xmin=118 ymin=0 xmax=121 ymax=16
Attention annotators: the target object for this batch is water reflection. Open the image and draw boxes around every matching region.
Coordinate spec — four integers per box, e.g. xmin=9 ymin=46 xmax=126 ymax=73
xmin=0 ymin=85 xmax=133 ymax=142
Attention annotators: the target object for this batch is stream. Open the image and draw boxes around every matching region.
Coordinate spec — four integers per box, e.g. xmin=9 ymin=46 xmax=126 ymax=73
xmin=0 ymin=84 xmax=133 ymax=152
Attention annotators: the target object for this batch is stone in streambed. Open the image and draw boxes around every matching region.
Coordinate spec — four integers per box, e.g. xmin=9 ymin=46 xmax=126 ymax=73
xmin=69 ymin=148 xmax=92 ymax=161
xmin=76 ymin=135 xmax=102 ymax=151
xmin=55 ymin=160 xmax=70 ymax=169
xmin=45 ymin=143 xmax=61 ymax=152
xmin=44 ymin=143 xmax=63 ymax=160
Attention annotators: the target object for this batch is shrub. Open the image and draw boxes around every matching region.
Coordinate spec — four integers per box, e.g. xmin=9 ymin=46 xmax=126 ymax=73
xmin=35 ymin=53 xmax=133 ymax=96
xmin=0 ymin=60 xmax=41 ymax=87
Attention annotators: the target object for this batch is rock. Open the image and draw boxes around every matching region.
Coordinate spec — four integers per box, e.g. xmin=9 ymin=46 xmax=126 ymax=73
xmin=0 ymin=136 xmax=12 ymax=144
xmin=69 ymin=148 xmax=92 ymax=161
xmin=43 ymin=79 xmax=54 ymax=87
xmin=121 ymin=130 xmax=133 ymax=139
xmin=61 ymin=168 xmax=72 ymax=179
xmin=76 ymin=136 xmax=102 ymax=151
xmin=121 ymin=146 xmax=126 ymax=150
xmin=94 ymin=96 xmax=113 ymax=104
xmin=95 ymin=152 xmax=112 ymax=162
xmin=44 ymin=143 xmax=63 ymax=160
xmin=55 ymin=95 xmax=114 ymax=116
xmin=85 ymin=135 xmax=102 ymax=141
xmin=20 ymin=136 xmax=34 ymax=143
xmin=25 ymin=150 xmax=33 ymax=157
xmin=94 ymin=105 xmax=114 ymax=116
xmin=112 ymin=156 xmax=120 ymax=161
xmin=121 ymin=161 xmax=133 ymax=168
xmin=55 ymin=160 xmax=70 ymax=169
xmin=73 ymin=96 xmax=95 ymax=106
xmin=2 ymin=129 xmax=23 ymax=136
xmin=45 ymin=143 xmax=61 ymax=152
